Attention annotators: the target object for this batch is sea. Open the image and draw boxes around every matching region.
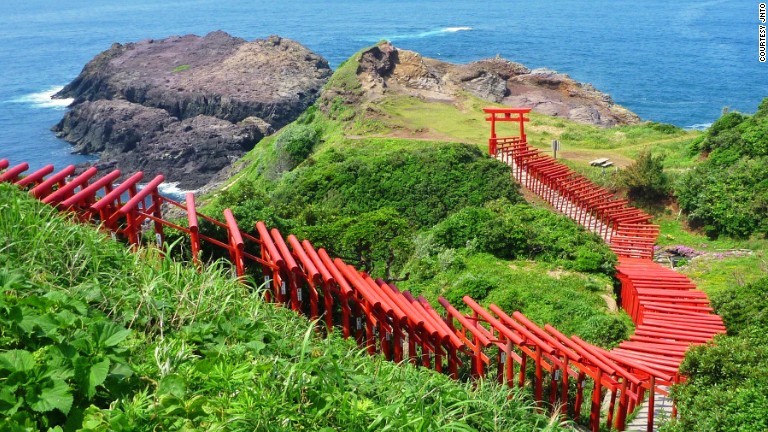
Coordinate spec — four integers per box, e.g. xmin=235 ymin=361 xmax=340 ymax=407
xmin=0 ymin=0 xmax=765 ymax=177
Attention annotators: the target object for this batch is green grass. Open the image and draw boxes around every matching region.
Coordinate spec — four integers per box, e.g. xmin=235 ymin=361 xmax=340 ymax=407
xmin=172 ymin=64 xmax=190 ymax=73
xmin=0 ymin=183 xmax=568 ymax=431
xmin=400 ymin=253 xmax=633 ymax=349
xmin=651 ymin=214 xmax=768 ymax=296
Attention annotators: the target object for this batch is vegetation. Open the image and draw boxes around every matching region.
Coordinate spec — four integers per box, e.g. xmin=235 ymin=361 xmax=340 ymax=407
xmin=617 ymin=148 xmax=670 ymax=205
xmin=676 ymin=99 xmax=768 ymax=238
xmin=199 ymin=53 xmax=650 ymax=349
xmin=214 ymin=136 xmax=523 ymax=277
xmin=665 ymin=276 xmax=768 ymax=432
xmin=0 ymin=183 xmax=567 ymax=431
xmin=172 ymin=64 xmax=190 ymax=73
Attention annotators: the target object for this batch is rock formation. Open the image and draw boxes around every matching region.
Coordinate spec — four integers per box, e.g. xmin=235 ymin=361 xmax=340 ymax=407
xmin=53 ymin=31 xmax=331 ymax=189
xmin=349 ymin=42 xmax=640 ymax=126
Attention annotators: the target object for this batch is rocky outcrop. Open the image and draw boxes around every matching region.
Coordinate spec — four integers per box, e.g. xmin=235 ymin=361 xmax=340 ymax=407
xmin=53 ymin=31 xmax=331 ymax=189
xmin=351 ymin=42 xmax=640 ymax=126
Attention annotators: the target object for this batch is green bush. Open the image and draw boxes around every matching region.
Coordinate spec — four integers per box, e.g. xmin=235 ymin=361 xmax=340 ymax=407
xmin=427 ymin=200 xmax=615 ymax=275
xmin=0 ymin=290 xmax=135 ymax=431
xmin=576 ymin=315 xmax=631 ymax=347
xmin=676 ymin=98 xmax=768 ymax=238
xmin=443 ymin=274 xmax=497 ymax=305
xmin=269 ymin=141 xmax=521 ymax=229
xmin=430 ymin=207 xmax=496 ymax=250
xmin=273 ymin=123 xmax=321 ymax=172
xmin=617 ymin=148 xmax=670 ymax=203
xmin=301 ymin=207 xmax=413 ymax=278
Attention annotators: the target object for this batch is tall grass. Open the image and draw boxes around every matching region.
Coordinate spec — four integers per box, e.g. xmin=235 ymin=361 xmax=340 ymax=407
xmin=0 ymin=184 xmax=567 ymax=431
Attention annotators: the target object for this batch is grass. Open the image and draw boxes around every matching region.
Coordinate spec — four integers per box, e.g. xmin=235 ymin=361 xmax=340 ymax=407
xmin=400 ymin=252 xmax=633 ymax=348
xmin=0 ymin=183 xmax=568 ymax=431
xmin=172 ymin=64 xmax=190 ymax=73
xmin=651 ymin=214 xmax=768 ymax=296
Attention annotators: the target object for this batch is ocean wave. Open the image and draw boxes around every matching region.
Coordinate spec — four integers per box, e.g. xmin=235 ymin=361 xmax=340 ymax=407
xmin=8 ymin=86 xmax=73 ymax=109
xmin=157 ymin=182 xmax=197 ymax=199
xmin=369 ymin=26 xmax=472 ymax=42
xmin=684 ymin=123 xmax=712 ymax=131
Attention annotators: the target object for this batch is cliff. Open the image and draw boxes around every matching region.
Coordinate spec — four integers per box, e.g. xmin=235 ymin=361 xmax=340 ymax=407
xmin=53 ymin=31 xmax=331 ymax=189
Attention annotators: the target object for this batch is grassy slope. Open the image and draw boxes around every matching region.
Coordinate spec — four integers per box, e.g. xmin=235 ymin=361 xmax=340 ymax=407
xmin=212 ymin=46 xmax=766 ymax=348
xmin=0 ymin=183 xmax=565 ymax=431
xmin=204 ymin=53 xmax=637 ymax=348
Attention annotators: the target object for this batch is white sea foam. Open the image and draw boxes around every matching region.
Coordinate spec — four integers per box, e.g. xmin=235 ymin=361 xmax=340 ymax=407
xmin=9 ymin=86 xmax=73 ymax=109
xmin=443 ymin=26 xmax=472 ymax=33
xmin=684 ymin=122 xmax=712 ymax=131
xmin=156 ymin=182 xmax=195 ymax=197
xmin=377 ymin=26 xmax=472 ymax=42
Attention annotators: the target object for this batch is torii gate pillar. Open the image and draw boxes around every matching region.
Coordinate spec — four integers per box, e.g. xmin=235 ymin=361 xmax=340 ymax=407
xmin=483 ymin=107 xmax=532 ymax=155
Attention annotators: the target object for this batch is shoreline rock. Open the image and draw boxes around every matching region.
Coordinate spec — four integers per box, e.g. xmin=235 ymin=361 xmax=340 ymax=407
xmin=350 ymin=42 xmax=640 ymax=127
xmin=53 ymin=31 xmax=331 ymax=189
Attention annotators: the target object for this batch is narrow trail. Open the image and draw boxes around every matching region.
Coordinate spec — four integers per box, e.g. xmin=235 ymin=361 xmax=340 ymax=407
xmin=0 ymin=109 xmax=725 ymax=432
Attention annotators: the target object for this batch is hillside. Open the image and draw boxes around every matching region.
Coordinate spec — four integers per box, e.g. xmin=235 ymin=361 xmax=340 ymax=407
xmin=205 ymin=43 xmax=768 ymax=430
xmin=5 ymin=39 xmax=764 ymax=430
xmin=204 ymin=43 xmax=646 ymax=349
xmin=0 ymin=183 xmax=566 ymax=431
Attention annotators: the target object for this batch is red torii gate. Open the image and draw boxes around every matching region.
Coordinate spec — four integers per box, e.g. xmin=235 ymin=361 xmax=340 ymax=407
xmin=484 ymin=107 xmax=531 ymax=155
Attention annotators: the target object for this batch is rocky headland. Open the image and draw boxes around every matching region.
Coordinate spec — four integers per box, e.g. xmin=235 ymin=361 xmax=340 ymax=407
xmin=53 ymin=31 xmax=331 ymax=189
xmin=340 ymin=42 xmax=639 ymax=126
xmin=53 ymin=37 xmax=639 ymax=189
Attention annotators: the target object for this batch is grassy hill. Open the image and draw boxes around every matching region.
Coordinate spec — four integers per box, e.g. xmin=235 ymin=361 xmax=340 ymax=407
xmin=207 ymin=46 xmax=768 ymax=431
xmin=0 ymin=183 xmax=567 ymax=431
xmin=203 ymin=47 xmax=641 ymax=350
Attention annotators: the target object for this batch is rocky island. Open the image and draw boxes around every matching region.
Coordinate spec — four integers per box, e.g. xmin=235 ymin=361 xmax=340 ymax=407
xmin=53 ymin=31 xmax=332 ymax=189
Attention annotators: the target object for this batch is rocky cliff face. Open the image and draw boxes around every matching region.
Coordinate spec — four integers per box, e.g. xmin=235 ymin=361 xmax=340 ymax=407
xmin=53 ymin=31 xmax=331 ymax=189
xmin=350 ymin=42 xmax=639 ymax=126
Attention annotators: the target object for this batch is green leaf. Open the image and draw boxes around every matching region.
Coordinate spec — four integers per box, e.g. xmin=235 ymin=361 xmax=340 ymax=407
xmin=0 ymin=386 xmax=22 ymax=415
xmin=29 ymin=379 xmax=73 ymax=415
xmin=81 ymin=405 xmax=108 ymax=430
xmin=87 ymin=359 xmax=110 ymax=398
xmin=0 ymin=350 xmax=35 ymax=373
xmin=158 ymin=374 xmax=186 ymax=398
xmin=93 ymin=323 xmax=131 ymax=348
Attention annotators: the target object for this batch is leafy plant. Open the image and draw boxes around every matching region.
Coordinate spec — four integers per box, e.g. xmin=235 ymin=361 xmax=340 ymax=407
xmin=0 ymin=289 xmax=134 ymax=430
xmin=676 ymin=98 xmax=768 ymax=238
xmin=617 ymin=148 xmax=670 ymax=204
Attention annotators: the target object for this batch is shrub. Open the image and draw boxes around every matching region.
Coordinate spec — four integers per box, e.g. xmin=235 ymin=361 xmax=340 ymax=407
xmin=431 ymin=207 xmax=496 ymax=250
xmin=665 ymin=277 xmax=768 ymax=431
xmin=675 ymin=98 xmax=768 ymax=238
xmin=422 ymin=201 xmax=615 ymax=276
xmin=443 ymin=274 xmax=498 ymax=305
xmin=617 ymin=149 xmax=670 ymax=203
xmin=273 ymin=124 xmax=321 ymax=172
xmin=269 ymin=141 xmax=521 ymax=229
xmin=577 ymin=314 xmax=631 ymax=347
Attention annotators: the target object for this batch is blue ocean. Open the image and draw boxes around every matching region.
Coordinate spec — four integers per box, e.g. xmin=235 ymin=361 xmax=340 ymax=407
xmin=0 ymin=0 xmax=765 ymax=172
